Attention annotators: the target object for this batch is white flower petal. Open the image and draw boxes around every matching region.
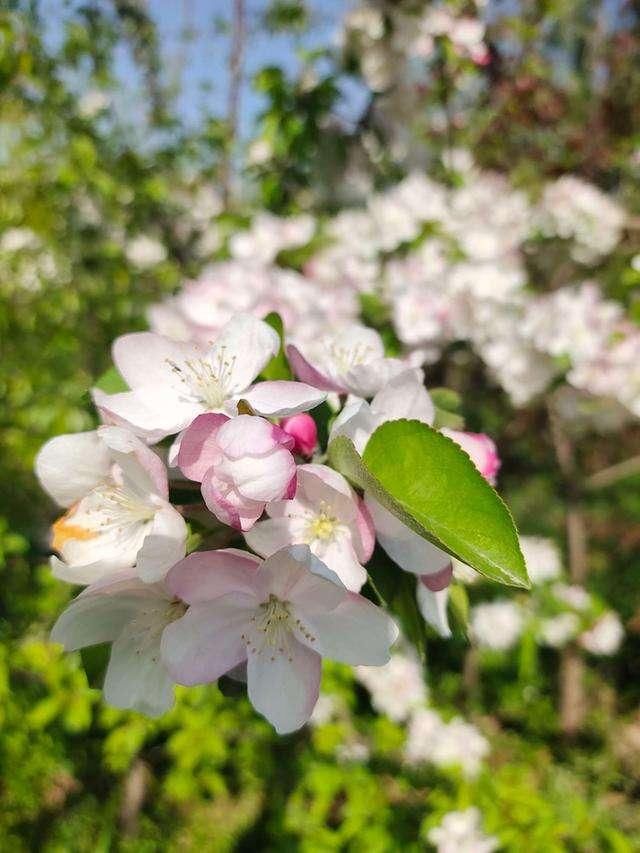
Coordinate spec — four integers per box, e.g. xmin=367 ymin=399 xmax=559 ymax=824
xmin=312 ymin=536 xmax=367 ymax=593
xmin=35 ymin=431 xmax=111 ymax=507
xmin=329 ymin=399 xmax=380 ymax=455
xmin=417 ymin=582 xmax=452 ymax=638
xmin=244 ymin=516 xmax=307 ymax=558
xmin=371 ymin=369 xmax=434 ymax=424
xmin=135 ymin=506 xmax=187 ymax=582
xmin=247 ymin=637 xmax=321 ymax=734
xmin=104 ymin=629 xmax=175 ymax=716
xmin=298 ymin=593 xmax=398 ymax=665
xmin=344 ymin=356 xmax=405 ymax=398
xmin=207 ymin=314 xmax=279 ymax=393
xmin=112 ymin=331 xmax=201 ymax=390
xmin=240 ymin=380 xmax=326 ymax=417
xmin=93 ymin=387 xmax=200 ymax=443
xmin=51 ymin=591 xmax=142 ymax=650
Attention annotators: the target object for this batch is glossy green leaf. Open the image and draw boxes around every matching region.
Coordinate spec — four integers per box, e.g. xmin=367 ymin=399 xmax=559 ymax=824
xmin=329 ymin=419 xmax=529 ymax=589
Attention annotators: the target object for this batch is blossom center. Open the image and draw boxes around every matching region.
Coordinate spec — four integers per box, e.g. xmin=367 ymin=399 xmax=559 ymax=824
xmin=98 ymin=484 xmax=157 ymax=525
xmin=328 ymin=341 xmax=373 ymax=372
xmin=167 ymin=347 xmax=236 ymax=409
xmin=244 ymin=594 xmax=315 ymax=662
xmin=307 ymin=509 xmax=339 ymax=542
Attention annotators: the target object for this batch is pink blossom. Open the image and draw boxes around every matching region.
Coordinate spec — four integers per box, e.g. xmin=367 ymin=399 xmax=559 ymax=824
xmin=161 ymin=545 xmax=398 ymax=733
xmin=441 ymin=429 xmax=501 ymax=485
xmin=177 ymin=413 xmax=297 ymax=531
xmin=279 ymin=413 xmax=318 ymax=457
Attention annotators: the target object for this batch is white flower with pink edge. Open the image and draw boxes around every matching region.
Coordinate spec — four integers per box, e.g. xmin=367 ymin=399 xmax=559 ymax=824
xmin=35 ymin=426 xmax=187 ymax=584
xmin=161 ymin=545 xmax=398 ymax=734
xmin=244 ymin=463 xmax=375 ymax=591
xmin=93 ymin=313 xmax=325 ymax=442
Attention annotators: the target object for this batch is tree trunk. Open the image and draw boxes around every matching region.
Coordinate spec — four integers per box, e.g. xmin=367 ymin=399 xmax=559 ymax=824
xmin=547 ymin=398 xmax=588 ymax=736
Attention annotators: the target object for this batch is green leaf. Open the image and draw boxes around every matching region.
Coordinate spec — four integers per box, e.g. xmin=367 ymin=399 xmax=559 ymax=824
xmin=261 ymin=312 xmax=293 ymax=380
xmin=94 ymin=365 xmax=128 ymax=394
xmin=329 ymin=420 xmax=529 ymax=589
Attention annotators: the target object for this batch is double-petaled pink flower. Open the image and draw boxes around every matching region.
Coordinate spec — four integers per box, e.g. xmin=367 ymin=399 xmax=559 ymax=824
xmin=177 ymin=413 xmax=298 ymax=531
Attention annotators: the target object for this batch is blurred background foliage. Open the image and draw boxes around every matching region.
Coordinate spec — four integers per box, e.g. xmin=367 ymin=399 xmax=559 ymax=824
xmin=1 ymin=0 xmax=640 ymax=850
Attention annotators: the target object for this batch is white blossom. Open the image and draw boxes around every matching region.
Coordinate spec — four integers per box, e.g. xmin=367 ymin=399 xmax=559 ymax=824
xmin=520 ymin=536 xmax=562 ymax=585
xmin=428 ymin=808 xmax=498 ymax=853
xmin=580 ymin=612 xmax=624 ymax=656
xmin=471 ymin=600 xmax=525 ymax=651
xmin=356 ymin=651 xmax=427 ymax=721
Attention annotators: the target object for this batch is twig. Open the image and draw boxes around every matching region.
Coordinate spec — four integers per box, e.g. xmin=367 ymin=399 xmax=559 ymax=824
xmin=585 ymin=454 xmax=640 ymax=491
xmin=119 ymin=758 xmax=149 ymax=837
xmin=547 ymin=396 xmax=588 ymax=735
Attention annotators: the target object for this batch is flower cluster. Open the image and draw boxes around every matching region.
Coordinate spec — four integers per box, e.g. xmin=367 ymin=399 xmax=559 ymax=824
xmin=147 ymin=162 xmax=639 ymax=419
xmin=455 ymin=536 xmax=625 ymax=656
xmin=37 ymin=306 xmax=511 ymax=732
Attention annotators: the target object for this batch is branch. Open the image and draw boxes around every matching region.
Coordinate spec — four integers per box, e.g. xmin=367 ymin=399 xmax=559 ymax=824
xmin=585 ymin=454 xmax=640 ymax=490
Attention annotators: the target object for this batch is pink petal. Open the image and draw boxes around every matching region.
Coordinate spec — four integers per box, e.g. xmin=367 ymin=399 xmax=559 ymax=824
xmin=286 ymin=344 xmax=345 ymax=392
xmin=225 ymin=445 xmax=296 ymax=503
xmin=161 ymin=594 xmax=253 ymax=685
xmin=419 ymin=563 xmax=453 ymax=592
xmin=178 ymin=412 xmax=229 ymax=482
xmin=166 ymin=549 xmax=261 ymax=603
xmin=259 ymin=545 xmax=346 ymax=611
xmin=201 ymin=469 xmax=265 ymax=530
xmin=216 ymin=415 xmax=284 ymax=459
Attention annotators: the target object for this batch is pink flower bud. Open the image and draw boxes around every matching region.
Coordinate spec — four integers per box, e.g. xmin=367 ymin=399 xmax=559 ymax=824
xmin=280 ymin=413 xmax=318 ymax=457
xmin=441 ymin=429 xmax=501 ymax=485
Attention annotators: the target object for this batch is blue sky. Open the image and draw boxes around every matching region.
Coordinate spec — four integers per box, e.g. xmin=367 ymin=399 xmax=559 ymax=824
xmin=146 ymin=0 xmax=354 ymax=135
xmin=43 ymin=0 xmax=365 ymax=139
